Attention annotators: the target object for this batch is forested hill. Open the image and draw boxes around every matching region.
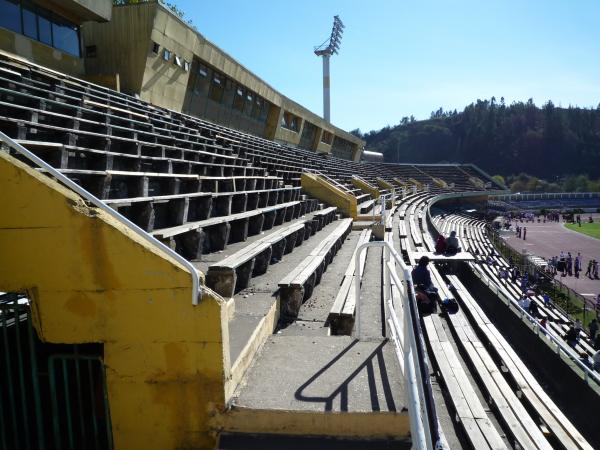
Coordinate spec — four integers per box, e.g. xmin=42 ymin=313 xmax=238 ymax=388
xmin=357 ymin=98 xmax=600 ymax=184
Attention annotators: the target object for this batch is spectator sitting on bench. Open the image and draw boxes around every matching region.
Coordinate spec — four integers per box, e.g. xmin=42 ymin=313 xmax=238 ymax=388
xmin=565 ymin=326 xmax=579 ymax=348
xmin=445 ymin=231 xmax=461 ymax=255
xmin=435 ymin=235 xmax=447 ymax=254
xmin=412 ymin=256 xmax=438 ymax=315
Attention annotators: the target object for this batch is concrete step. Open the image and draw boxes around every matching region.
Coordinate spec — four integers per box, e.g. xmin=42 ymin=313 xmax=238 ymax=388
xmin=218 ymin=432 xmax=412 ymax=449
xmin=223 ymin=335 xmax=409 ymax=439
xmin=223 ymin=218 xmax=349 ymax=400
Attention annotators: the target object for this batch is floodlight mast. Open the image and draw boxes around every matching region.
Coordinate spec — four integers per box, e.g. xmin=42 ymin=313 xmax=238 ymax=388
xmin=314 ymin=15 xmax=344 ymax=123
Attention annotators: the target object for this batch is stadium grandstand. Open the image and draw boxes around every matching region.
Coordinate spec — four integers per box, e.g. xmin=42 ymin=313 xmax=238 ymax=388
xmin=490 ymin=192 xmax=600 ymax=213
xmin=0 ymin=1 xmax=599 ymax=450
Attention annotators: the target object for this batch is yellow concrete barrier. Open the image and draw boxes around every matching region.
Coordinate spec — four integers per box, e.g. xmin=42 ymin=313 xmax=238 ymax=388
xmin=351 ymin=176 xmax=380 ymax=199
xmin=408 ymin=178 xmax=423 ymax=189
xmin=432 ymin=177 xmax=448 ymax=188
xmin=376 ymin=177 xmax=394 ymax=190
xmin=301 ymin=172 xmax=357 ymax=218
xmin=0 ymin=152 xmax=228 ymax=450
xmin=393 ymin=177 xmax=407 ymax=187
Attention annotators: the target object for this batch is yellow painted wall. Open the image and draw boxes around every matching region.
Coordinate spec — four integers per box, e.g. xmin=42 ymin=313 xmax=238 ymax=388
xmin=301 ymin=172 xmax=357 ymax=218
xmin=0 ymin=152 xmax=229 ymax=450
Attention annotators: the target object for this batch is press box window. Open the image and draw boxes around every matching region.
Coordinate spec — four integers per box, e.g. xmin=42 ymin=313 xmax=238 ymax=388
xmin=209 ymin=73 xmax=225 ymax=103
xmin=151 ymin=42 xmax=160 ymax=54
xmin=174 ymin=55 xmax=182 ymax=67
xmin=198 ymin=64 xmax=208 ymax=77
xmin=183 ymin=60 xmax=190 ymax=72
xmin=232 ymin=87 xmax=244 ymax=112
xmin=163 ymin=49 xmax=171 ymax=61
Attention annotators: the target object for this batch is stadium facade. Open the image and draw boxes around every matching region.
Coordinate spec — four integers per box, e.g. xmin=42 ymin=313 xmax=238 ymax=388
xmin=81 ymin=1 xmax=364 ymax=160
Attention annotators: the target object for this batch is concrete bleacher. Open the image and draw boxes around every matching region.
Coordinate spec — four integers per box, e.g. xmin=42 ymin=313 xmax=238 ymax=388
xmin=398 ymin=191 xmax=596 ymax=449
xmin=7 ymin=49 xmax=571 ymax=450
xmin=433 ymin=213 xmax=600 ymax=380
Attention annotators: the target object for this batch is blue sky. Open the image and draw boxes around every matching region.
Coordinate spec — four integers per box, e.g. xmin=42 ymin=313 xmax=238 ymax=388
xmin=174 ymin=0 xmax=600 ymax=133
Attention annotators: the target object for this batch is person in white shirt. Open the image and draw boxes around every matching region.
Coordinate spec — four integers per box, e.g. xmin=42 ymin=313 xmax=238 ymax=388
xmin=518 ymin=296 xmax=530 ymax=311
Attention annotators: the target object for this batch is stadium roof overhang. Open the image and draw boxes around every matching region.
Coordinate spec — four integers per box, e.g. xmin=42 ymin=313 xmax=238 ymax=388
xmin=34 ymin=0 xmax=112 ymax=23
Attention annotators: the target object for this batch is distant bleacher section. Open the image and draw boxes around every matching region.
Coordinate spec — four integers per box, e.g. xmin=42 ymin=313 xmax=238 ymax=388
xmin=491 ymin=192 xmax=600 ymax=212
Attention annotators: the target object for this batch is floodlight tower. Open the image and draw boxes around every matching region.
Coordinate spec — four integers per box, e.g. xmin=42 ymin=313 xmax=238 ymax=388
xmin=314 ymin=15 xmax=344 ymax=123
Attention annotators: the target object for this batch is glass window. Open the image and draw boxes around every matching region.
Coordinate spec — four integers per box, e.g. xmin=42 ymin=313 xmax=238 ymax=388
xmin=0 ymin=0 xmax=21 ymax=33
xmin=52 ymin=20 xmax=79 ymax=56
xmin=259 ymin=102 xmax=269 ymax=122
xmin=38 ymin=14 xmax=51 ymax=45
xmin=163 ymin=48 xmax=171 ymax=61
xmin=208 ymin=72 xmax=224 ymax=102
xmin=151 ymin=42 xmax=160 ymax=54
xmin=244 ymin=92 xmax=253 ymax=117
xmin=251 ymin=98 xmax=262 ymax=119
xmin=232 ymin=86 xmax=244 ymax=112
xmin=198 ymin=64 xmax=208 ymax=77
xmin=174 ymin=55 xmax=182 ymax=67
xmin=22 ymin=4 xmax=37 ymax=39
xmin=183 ymin=60 xmax=190 ymax=71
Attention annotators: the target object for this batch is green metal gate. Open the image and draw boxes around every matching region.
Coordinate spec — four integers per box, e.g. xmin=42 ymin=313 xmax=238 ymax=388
xmin=0 ymin=293 xmax=113 ymax=450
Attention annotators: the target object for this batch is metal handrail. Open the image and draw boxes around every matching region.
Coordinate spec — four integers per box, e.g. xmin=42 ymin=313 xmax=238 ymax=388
xmin=0 ymin=132 xmax=202 ymax=305
xmin=354 ymin=240 xmax=439 ymax=450
xmin=470 ymin=263 xmax=600 ymax=385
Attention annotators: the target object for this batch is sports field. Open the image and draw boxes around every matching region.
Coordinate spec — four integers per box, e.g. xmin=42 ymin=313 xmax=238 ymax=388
xmin=565 ymin=222 xmax=600 ymax=240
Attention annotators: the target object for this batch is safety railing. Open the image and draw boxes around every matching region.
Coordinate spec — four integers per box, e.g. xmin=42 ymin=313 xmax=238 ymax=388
xmin=354 ymin=241 xmax=440 ymax=450
xmin=0 ymin=132 xmax=202 ymax=305
xmin=470 ymin=263 xmax=600 ymax=386
xmin=304 ymin=168 xmax=352 ymax=193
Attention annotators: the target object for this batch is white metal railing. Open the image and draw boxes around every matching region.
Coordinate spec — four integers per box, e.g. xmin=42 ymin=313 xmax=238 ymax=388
xmin=0 ymin=132 xmax=202 ymax=305
xmin=354 ymin=240 xmax=439 ymax=450
xmin=471 ymin=263 xmax=600 ymax=386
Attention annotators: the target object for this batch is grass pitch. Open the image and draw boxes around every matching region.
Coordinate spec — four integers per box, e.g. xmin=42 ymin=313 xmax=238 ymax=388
xmin=565 ymin=221 xmax=600 ymax=240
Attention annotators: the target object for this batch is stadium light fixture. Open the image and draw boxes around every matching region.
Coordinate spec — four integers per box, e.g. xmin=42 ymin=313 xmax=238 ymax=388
xmin=314 ymin=15 xmax=345 ymax=123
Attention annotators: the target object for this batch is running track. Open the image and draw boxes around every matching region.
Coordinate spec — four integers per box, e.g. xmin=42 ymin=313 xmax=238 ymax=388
xmin=502 ymin=217 xmax=600 ymax=307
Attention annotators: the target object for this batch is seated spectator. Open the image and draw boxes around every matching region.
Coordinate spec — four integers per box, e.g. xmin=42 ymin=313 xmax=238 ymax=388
xmin=415 ymin=289 xmax=436 ymax=315
xmin=565 ymin=326 xmax=579 ymax=348
xmin=574 ymin=319 xmax=582 ymax=331
xmin=445 ymin=231 xmax=460 ymax=255
xmin=412 ymin=257 xmax=438 ymax=315
xmin=590 ymin=319 xmax=598 ymax=341
xmin=499 ymin=267 xmax=508 ymax=282
xmin=435 ymin=235 xmax=447 ymax=254
xmin=518 ymin=296 xmax=530 ymax=311
xmin=542 ymin=293 xmax=550 ymax=307
xmin=412 ymin=256 xmax=436 ymax=292
xmin=528 ymin=299 xmax=539 ymax=318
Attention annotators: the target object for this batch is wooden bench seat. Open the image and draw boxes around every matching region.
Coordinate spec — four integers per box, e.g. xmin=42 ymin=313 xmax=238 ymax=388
xmin=444 ymin=281 xmax=554 ymax=449
xmin=358 ymin=199 xmax=374 ymax=214
xmin=206 ymin=220 xmax=310 ymax=297
xmin=423 ymin=313 xmax=508 ymax=450
xmin=312 ymin=206 xmax=338 ymax=230
xmin=328 ymin=229 xmax=372 ymax=335
xmin=450 ymin=276 xmax=594 ymax=450
xmin=16 ymin=140 xmax=263 ymax=178
xmin=279 ymin=218 xmax=353 ymax=318
xmin=151 ymin=200 xmax=311 ymax=259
